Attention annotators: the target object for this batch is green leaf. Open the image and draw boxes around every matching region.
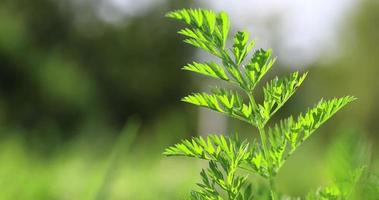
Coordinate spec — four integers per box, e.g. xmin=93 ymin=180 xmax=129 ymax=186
xmin=182 ymin=90 xmax=256 ymax=125
xmin=258 ymin=71 xmax=308 ymax=124
xmin=183 ymin=38 xmax=221 ymax=57
xmin=182 ymin=62 xmax=229 ymax=81
xmin=182 ymin=92 xmax=224 ymax=112
xmin=247 ymin=149 xmax=270 ymax=178
xmin=164 ymin=135 xmax=253 ymax=165
xmin=233 ymin=31 xmax=255 ymax=65
xmin=244 ymin=49 xmax=276 ymax=91
xmin=190 ymin=161 xmax=252 ymax=200
xmin=224 ymin=62 xmax=250 ymax=90
xmin=166 ymin=9 xmax=217 ymax=29
xmin=178 ymin=28 xmax=206 ymax=41
xmin=204 ymin=10 xmax=216 ymax=34
xmin=296 ymin=96 xmax=356 ymax=140
xmin=267 ymin=96 xmax=356 ymax=172
xmin=191 ymin=168 xmax=222 ymax=199
xmin=219 ymin=11 xmax=230 ymax=48
xmin=165 ymin=135 xmax=256 ymax=199
xmin=167 ymin=9 xmax=231 ymax=57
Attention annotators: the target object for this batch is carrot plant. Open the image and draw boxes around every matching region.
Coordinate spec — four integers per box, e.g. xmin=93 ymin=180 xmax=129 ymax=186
xmin=164 ymin=8 xmax=359 ymax=200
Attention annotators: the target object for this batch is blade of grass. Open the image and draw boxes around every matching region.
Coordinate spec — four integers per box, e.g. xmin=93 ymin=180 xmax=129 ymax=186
xmin=91 ymin=117 xmax=141 ymax=200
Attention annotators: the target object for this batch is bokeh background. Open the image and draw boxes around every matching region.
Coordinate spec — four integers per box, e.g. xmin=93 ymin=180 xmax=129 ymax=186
xmin=0 ymin=0 xmax=378 ymax=199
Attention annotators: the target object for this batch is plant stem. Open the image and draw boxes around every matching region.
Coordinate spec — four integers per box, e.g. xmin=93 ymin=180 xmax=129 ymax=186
xmin=247 ymin=92 xmax=258 ymax=109
xmin=257 ymin=127 xmax=269 ymax=164
xmin=269 ymin=177 xmax=277 ymax=200
xmin=258 ymin=126 xmax=277 ymax=199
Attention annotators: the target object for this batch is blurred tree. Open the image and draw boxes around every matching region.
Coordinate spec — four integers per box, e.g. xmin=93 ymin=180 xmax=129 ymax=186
xmin=0 ymin=0 xmax=194 ymax=139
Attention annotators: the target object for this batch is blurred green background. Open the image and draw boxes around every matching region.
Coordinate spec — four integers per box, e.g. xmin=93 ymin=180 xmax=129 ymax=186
xmin=0 ymin=0 xmax=378 ymax=199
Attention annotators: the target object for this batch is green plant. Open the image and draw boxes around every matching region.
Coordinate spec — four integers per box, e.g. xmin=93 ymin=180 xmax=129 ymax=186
xmin=164 ymin=8 xmax=358 ymax=200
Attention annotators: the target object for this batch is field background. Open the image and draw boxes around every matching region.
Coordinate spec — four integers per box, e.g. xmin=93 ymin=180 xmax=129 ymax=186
xmin=0 ymin=0 xmax=378 ymax=199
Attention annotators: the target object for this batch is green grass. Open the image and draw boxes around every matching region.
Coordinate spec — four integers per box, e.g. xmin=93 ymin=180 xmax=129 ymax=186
xmin=0 ymin=115 xmax=376 ymax=199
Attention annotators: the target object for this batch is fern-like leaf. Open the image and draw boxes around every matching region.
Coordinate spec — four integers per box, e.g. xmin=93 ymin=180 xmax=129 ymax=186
xmin=266 ymin=96 xmax=356 ymax=172
xmin=182 ymin=90 xmax=257 ymax=125
xmin=244 ymin=49 xmax=276 ymax=91
xmin=182 ymin=62 xmax=229 ymax=81
xmin=232 ymin=31 xmax=255 ymax=65
xmin=164 ymin=135 xmax=253 ymax=163
xmin=257 ymin=71 xmax=308 ymax=124
xmin=166 ymin=9 xmax=230 ymax=57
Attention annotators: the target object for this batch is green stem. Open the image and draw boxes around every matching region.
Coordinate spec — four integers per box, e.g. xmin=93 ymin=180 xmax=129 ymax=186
xmin=269 ymin=177 xmax=277 ymax=200
xmin=257 ymin=127 xmax=269 ymax=163
xmin=247 ymin=92 xmax=258 ymax=109
xmin=258 ymin=126 xmax=277 ymax=199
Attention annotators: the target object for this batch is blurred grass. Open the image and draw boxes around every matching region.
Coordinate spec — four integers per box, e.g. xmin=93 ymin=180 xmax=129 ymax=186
xmin=0 ymin=113 xmax=376 ymax=199
xmin=0 ymin=115 xmax=199 ymax=199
